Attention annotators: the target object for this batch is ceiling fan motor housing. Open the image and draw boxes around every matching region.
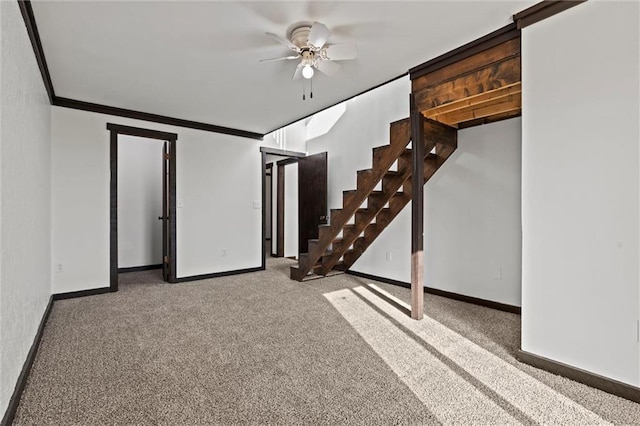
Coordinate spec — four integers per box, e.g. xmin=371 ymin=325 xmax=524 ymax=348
xmin=288 ymin=25 xmax=312 ymax=49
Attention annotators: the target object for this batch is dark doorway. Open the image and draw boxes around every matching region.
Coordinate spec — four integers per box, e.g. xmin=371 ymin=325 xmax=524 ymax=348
xmin=161 ymin=141 xmax=171 ymax=282
xmin=108 ymin=123 xmax=178 ymax=291
xmin=297 ymin=152 xmax=328 ymax=257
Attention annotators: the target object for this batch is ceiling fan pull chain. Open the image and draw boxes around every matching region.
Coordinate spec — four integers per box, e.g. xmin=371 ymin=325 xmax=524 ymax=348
xmin=310 ymin=77 xmax=313 ymax=99
xmin=302 ymin=80 xmax=306 ymax=101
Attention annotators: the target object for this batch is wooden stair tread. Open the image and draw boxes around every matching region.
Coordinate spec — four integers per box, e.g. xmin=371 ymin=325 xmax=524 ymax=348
xmin=390 ymin=117 xmax=410 ymax=127
xmin=291 ymin=114 xmax=457 ymax=281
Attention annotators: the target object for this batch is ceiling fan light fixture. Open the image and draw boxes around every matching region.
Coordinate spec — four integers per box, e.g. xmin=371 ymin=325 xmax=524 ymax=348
xmin=302 ymin=64 xmax=314 ymax=79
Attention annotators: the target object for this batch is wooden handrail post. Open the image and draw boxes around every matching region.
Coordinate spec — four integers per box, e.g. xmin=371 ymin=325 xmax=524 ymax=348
xmin=410 ymin=94 xmax=424 ymax=320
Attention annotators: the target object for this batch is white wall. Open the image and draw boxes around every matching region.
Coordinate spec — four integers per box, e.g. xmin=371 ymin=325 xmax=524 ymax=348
xmin=306 ymin=76 xmax=410 ymax=277
xmin=117 ymin=135 xmax=163 ymax=268
xmin=0 ymin=0 xmax=52 ymax=416
xmin=521 ymin=1 xmax=640 ymax=386
xmin=284 ymin=162 xmax=298 ymax=258
xmin=261 ymin=116 xmax=309 ymax=260
xmin=262 ymin=120 xmax=307 ymax=154
xmin=51 ymin=107 xmax=262 ymax=293
xmin=308 ymin=77 xmax=410 ymax=212
xmin=307 ymin=76 xmax=522 ymax=307
xmin=426 ymin=119 xmax=521 ymax=306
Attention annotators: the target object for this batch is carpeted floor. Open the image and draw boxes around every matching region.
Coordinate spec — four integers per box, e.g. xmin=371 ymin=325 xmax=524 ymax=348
xmin=13 ymin=258 xmax=640 ymax=425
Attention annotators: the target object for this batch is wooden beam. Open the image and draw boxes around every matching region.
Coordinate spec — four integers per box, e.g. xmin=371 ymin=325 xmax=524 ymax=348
xmin=514 ymin=1 xmax=586 ymax=29
xmin=409 ymin=23 xmax=520 ymax=80
xmin=410 ymin=94 xmax=424 ymax=320
xmin=58 ymin=97 xmax=263 ymax=140
xmin=435 ymin=93 xmax=522 ymax=126
xmin=412 ymin=38 xmax=520 ymax=92
xmin=422 ymin=82 xmax=521 ymax=118
xmin=458 ymin=109 xmax=522 ymax=129
xmin=414 ymin=56 xmax=521 ymax=111
xmin=109 ymin=129 xmax=118 ymax=292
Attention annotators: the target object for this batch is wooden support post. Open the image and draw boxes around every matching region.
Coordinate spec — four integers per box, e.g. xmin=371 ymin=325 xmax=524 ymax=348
xmin=410 ymin=94 xmax=424 ymax=320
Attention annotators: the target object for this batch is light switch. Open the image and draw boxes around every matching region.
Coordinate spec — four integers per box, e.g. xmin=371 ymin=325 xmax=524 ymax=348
xmin=253 ymin=201 xmax=261 ymax=209
xmin=177 ymin=199 xmax=184 ymax=208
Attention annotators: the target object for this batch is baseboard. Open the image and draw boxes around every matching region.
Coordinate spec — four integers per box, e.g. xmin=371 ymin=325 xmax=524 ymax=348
xmin=345 ymin=270 xmax=521 ymax=314
xmin=423 ymin=286 xmax=521 ymax=314
xmin=52 ymin=287 xmax=112 ymax=301
xmin=118 ymin=264 xmax=162 ymax=273
xmin=517 ymin=350 xmax=640 ymax=404
xmin=1 ymin=296 xmax=53 ymax=426
xmin=175 ymin=266 xmax=262 ymax=283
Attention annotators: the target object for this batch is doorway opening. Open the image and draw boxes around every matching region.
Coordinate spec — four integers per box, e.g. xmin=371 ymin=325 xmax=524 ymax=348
xmin=260 ymin=147 xmax=328 ymax=269
xmin=117 ymin=135 xmax=164 ymax=273
xmin=260 ymin=147 xmax=305 ymax=267
xmin=108 ymin=123 xmax=178 ymax=291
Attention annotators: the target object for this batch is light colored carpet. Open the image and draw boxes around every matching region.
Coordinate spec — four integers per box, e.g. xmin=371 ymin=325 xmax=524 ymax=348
xmin=13 ymin=258 xmax=640 ymax=425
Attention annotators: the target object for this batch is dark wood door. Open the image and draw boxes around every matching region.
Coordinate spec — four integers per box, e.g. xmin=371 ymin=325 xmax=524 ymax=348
xmin=162 ymin=141 xmax=170 ymax=282
xmin=298 ymin=152 xmax=328 ymax=257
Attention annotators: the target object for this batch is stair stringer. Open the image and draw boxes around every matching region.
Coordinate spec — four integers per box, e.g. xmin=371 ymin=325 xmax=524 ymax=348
xmin=341 ymin=118 xmax=458 ymax=270
xmin=289 ymin=118 xmax=411 ymax=281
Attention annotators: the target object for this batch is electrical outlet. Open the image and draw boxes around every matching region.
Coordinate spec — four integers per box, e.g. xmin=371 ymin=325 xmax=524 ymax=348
xmin=221 ymin=248 xmax=228 ymax=256
xmin=55 ymin=263 xmax=63 ymax=273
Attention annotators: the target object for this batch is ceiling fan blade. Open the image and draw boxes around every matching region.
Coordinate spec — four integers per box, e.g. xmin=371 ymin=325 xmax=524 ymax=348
xmin=315 ymin=60 xmax=341 ymax=77
xmin=265 ymin=32 xmax=298 ymax=51
xmin=323 ymin=43 xmax=358 ymax=61
xmin=308 ymin=21 xmax=330 ymax=49
xmin=292 ymin=63 xmax=304 ymax=80
xmin=259 ymin=55 xmax=300 ymax=63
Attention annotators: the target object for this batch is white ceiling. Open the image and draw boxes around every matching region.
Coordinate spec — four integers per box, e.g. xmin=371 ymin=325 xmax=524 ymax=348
xmin=32 ymin=1 xmax=535 ymax=135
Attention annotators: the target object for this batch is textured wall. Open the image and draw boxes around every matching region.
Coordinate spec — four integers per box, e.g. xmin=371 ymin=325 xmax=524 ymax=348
xmin=521 ymin=1 xmax=640 ymax=386
xmin=0 ymin=0 xmax=52 ymax=416
xmin=424 ymin=119 xmax=522 ymax=307
xmin=51 ymin=106 xmax=262 ymax=292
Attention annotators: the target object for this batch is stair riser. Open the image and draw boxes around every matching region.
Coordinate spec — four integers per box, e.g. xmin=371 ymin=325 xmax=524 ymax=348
xmin=292 ymin=116 xmax=457 ymax=281
xmin=321 ymin=125 xmax=444 ymax=274
xmin=355 ymin=210 xmax=374 ymax=229
xmin=343 ymin=118 xmax=458 ymax=269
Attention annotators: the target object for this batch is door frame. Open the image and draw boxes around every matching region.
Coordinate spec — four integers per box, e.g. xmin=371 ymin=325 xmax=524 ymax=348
xmin=259 ymin=147 xmax=306 ymax=267
xmin=108 ymin=123 xmax=178 ymax=291
xmin=265 ymin=163 xmax=273 ymax=254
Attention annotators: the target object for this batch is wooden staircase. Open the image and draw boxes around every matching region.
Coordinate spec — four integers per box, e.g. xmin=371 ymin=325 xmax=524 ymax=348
xmin=290 ymin=115 xmax=457 ymax=281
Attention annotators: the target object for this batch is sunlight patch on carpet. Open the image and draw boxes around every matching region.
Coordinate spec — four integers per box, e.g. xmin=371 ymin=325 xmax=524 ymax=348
xmin=325 ymin=288 xmax=519 ymax=424
xmin=325 ymin=285 xmax=611 ymax=425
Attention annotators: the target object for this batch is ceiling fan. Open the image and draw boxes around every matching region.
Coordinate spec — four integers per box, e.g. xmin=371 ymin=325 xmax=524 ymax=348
xmin=261 ymin=21 xmax=358 ymax=80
